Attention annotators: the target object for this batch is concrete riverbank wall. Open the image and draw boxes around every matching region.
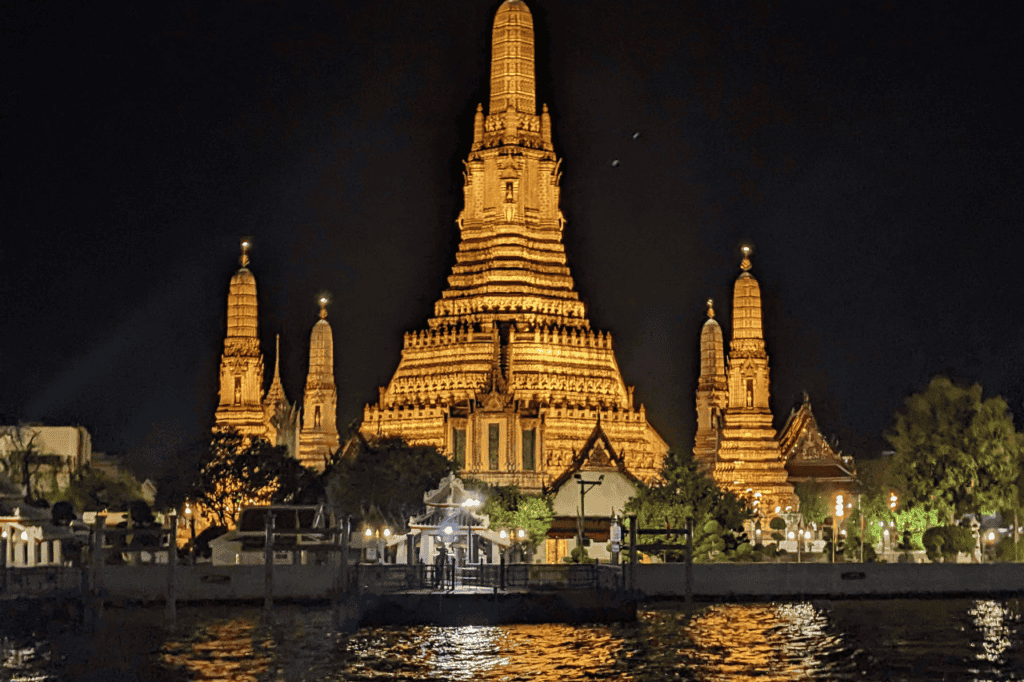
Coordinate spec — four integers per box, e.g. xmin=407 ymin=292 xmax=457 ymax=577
xmin=96 ymin=564 xmax=339 ymax=601
xmin=633 ymin=562 xmax=1024 ymax=600
xmin=51 ymin=561 xmax=1024 ymax=603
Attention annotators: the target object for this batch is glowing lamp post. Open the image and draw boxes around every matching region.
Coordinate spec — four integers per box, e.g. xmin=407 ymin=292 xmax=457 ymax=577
xmin=364 ymin=526 xmax=390 ymax=563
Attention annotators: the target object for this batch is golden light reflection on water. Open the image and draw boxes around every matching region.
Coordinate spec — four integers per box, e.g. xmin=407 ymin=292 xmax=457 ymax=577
xmin=661 ymin=602 xmax=853 ymax=681
xmin=160 ymin=614 xmax=274 ymax=681
xmin=3 ymin=600 xmax=1022 ymax=680
xmin=969 ymin=599 xmax=1013 ymax=666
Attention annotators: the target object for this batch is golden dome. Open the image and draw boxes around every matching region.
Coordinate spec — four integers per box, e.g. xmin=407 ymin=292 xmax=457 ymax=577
xmin=490 ymin=0 xmax=535 ymax=115
xmin=226 ymin=267 xmax=258 ymax=338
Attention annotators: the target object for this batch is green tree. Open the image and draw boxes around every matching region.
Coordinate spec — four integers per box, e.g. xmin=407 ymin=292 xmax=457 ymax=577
xmin=464 ymin=481 xmax=553 ymax=559
xmin=170 ymin=432 xmax=318 ymax=529
xmin=325 ymin=435 xmax=455 ymax=532
xmin=886 ymin=376 xmax=1019 ymax=523
xmin=793 ymin=482 xmax=830 ymax=528
xmin=52 ymin=465 xmax=147 ymax=513
xmin=922 ymin=525 xmax=974 ymax=563
xmin=624 ymin=449 xmax=750 ymax=563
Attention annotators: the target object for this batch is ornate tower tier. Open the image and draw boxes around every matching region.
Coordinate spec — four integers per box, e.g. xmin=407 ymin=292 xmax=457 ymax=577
xmin=214 ymin=240 xmax=268 ymax=439
xmin=298 ymin=297 xmax=339 ymax=471
xmin=361 ymin=0 xmax=668 ymax=493
xmin=707 ymin=247 xmax=797 ymax=514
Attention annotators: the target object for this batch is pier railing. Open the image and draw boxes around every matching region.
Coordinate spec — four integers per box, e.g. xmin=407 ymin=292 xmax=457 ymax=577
xmin=354 ymin=561 xmax=604 ymax=593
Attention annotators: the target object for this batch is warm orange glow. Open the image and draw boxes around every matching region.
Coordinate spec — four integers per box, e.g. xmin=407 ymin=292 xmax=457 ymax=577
xmin=357 ymin=0 xmax=668 ymax=493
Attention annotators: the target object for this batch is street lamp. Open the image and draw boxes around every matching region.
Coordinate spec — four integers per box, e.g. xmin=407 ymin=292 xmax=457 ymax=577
xmin=573 ymin=474 xmax=603 ymax=556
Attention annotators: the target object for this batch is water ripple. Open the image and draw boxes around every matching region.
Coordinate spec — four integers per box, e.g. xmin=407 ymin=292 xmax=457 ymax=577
xmin=3 ymin=598 xmax=1024 ymax=680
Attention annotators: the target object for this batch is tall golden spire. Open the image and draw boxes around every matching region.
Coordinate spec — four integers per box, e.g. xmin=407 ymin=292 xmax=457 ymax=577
xmin=214 ymin=239 xmax=266 ymax=439
xmin=489 ymin=0 xmax=536 ymax=116
xmin=299 ymin=294 xmax=338 ymax=471
xmin=694 ymin=298 xmax=727 ymax=466
xmin=264 ymin=334 xmax=287 ymax=407
xmin=711 ymin=245 xmax=797 ymax=514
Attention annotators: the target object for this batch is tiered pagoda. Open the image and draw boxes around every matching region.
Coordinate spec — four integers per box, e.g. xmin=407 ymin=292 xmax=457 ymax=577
xmin=360 ymin=0 xmax=668 ymax=493
xmin=693 ymin=247 xmax=799 ymax=515
xmin=213 ymin=241 xmax=337 ymax=472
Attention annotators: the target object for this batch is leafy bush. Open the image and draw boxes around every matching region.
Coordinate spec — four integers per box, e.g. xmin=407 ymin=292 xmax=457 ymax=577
xmin=995 ymin=537 xmax=1024 ymax=562
xmin=563 ymin=545 xmax=597 ymax=564
xmin=922 ymin=525 xmax=974 ymax=562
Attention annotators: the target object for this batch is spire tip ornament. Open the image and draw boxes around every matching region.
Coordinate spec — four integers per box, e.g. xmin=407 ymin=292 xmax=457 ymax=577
xmin=318 ymin=294 xmax=329 ymax=320
xmin=240 ymin=238 xmax=252 ymax=268
xmin=740 ymin=245 xmax=753 ymax=272
xmin=706 ymin=298 xmax=715 ymax=319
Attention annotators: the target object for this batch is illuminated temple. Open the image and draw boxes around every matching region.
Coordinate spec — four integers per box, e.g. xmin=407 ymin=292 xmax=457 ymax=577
xmin=214 ymin=241 xmax=338 ymax=471
xmin=360 ymin=0 xmax=668 ymax=493
xmin=694 ymin=248 xmax=857 ymax=515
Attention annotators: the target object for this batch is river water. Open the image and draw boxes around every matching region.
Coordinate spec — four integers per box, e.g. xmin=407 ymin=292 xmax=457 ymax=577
xmin=2 ymin=598 xmax=1023 ymax=681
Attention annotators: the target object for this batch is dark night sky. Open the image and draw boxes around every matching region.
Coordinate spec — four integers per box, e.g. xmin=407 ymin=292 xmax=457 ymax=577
xmin=3 ymin=1 xmax=1023 ymax=479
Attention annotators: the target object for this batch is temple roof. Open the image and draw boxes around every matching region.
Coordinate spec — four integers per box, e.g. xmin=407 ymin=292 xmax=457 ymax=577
xmin=547 ymin=419 xmax=639 ymax=492
xmin=421 ymin=471 xmax=483 ymax=509
xmin=779 ymin=395 xmax=858 ymax=483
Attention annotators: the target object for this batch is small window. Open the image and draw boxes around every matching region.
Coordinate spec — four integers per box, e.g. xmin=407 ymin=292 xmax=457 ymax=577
xmin=488 ymin=424 xmax=500 ymax=470
xmin=522 ymin=428 xmax=536 ymax=471
xmin=453 ymin=428 xmax=466 ymax=469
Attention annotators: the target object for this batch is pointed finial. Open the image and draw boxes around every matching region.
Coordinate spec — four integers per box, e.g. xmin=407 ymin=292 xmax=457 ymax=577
xmin=240 ymin=237 xmax=252 ymax=268
xmin=318 ymin=293 xmax=330 ymax=320
xmin=273 ymin=333 xmax=282 ymax=378
xmin=706 ymin=298 xmax=715 ymax=319
xmin=740 ymin=244 xmax=753 ymax=272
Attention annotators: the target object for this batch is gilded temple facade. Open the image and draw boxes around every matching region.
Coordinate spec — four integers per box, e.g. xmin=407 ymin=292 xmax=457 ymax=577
xmin=213 ymin=242 xmax=337 ymax=472
xmin=360 ymin=0 xmax=668 ymax=493
xmin=693 ymin=248 xmax=799 ymax=515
